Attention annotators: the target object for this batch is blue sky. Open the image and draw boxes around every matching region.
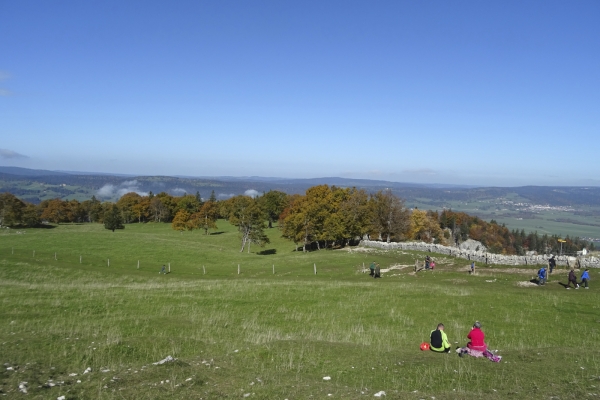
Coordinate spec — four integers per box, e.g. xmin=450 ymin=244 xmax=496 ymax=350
xmin=1 ymin=1 xmax=598 ymax=186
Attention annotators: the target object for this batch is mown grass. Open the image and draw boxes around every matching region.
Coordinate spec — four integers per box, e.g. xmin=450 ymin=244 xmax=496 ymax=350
xmin=0 ymin=222 xmax=599 ymax=399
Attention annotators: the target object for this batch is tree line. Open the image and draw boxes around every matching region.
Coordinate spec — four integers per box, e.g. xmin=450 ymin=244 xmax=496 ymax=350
xmin=0 ymin=186 xmax=594 ymax=255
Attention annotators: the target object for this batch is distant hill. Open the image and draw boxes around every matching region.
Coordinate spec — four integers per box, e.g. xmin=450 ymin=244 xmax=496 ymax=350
xmin=0 ymin=166 xmax=70 ymax=177
xmin=1 ymin=166 xmax=600 ymax=207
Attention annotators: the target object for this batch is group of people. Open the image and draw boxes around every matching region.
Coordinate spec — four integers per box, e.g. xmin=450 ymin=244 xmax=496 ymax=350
xmin=429 ymin=321 xmax=502 ymax=362
xmin=536 ymin=265 xmax=590 ymax=289
xmin=369 ymin=261 xmax=381 ymax=278
xmin=566 ymin=268 xmax=590 ymax=289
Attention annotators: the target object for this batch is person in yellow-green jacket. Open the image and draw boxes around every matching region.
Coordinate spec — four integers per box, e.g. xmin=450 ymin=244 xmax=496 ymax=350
xmin=430 ymin=323 xmax=451 ymax=353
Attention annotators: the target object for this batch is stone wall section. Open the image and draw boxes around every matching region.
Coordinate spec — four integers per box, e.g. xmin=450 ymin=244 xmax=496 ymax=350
xmin=359 ymin=240 xmax=600 ymax=268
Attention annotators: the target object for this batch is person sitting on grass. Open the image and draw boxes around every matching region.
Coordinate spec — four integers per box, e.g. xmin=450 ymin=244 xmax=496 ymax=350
xmin=580 ymin=268 xmax=590 ymax=289
xmin=537 ymin=266 xmax=547 ymax=286
xmin=466 ymin=321 xmax=486 ymax=351
xmin=430 ymin=323 xmax=451 ymax=353
xmin=456 ymin=321 xmax=502 ymax=362
xmin=566 ymin=269 xmax=579 ymax=289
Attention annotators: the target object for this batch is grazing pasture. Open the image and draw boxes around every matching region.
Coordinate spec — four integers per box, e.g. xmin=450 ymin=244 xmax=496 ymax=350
xmin=0 ymin=222 xmax=598 ymax=399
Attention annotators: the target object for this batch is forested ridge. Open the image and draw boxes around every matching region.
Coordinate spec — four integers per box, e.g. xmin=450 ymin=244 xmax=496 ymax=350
xmin=0 ymin=185 xmax=593 ymax=256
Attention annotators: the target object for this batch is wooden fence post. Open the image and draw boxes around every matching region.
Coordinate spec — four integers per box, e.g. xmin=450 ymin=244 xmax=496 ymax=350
xmin=80 ymin=255 xmax=82 ymax=264
xmin=108 ymin=259 xmax=110 ymax=267
xmin=168 ymin=263 xmax=171 ymax=273
xmin=137 ymin=260 xmax=139 ymax=269
xmin=314 ymin=263 xmax=317 ymax=275
xmin=273 ymin=264 xmax=275 ymax=274
xmin=203 ymin=265 xmax=206 ymax=275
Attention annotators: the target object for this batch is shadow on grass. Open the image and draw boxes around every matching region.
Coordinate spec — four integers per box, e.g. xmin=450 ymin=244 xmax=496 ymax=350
xmin=257 ymin=249 xmax=277 ymax=255
xmin=210 ymin=231 xmax=225 ymax=235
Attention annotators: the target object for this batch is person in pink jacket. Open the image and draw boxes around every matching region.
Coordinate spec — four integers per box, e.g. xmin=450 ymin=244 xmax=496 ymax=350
xmin=466 ymin=321 xmax=486 ymax=351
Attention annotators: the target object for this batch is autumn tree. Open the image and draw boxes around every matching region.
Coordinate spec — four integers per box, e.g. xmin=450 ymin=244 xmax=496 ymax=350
xmin=171 ymin=210 xmax=191 ymax=231
xmin=408 ymin=209 xmax=443 ymax=243
xmin=369 ymin=190 xmax=410 ymax=242
xmin=191 ymin=201 xmax=219 ymax=235
xmin=40 ymin=198 xmax=68 ymax=224
xmin=117 ymin=192 xmax=142 ymax=223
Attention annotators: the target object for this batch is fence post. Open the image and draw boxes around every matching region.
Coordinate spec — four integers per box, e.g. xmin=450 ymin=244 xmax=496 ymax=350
xmin=203 ymin=265 xmax=206 ymax=275
xmin=137 ymin=260 xmax=139 ymax=269
xmin=55 ymin=252 xmax=57 ymax=260
xmin=314 ymin=263 xmax=317 ymax=275
xmin=168 ymin=263 xmax=171 ymax=273
xmin=80 ymin=255 xmax=82 ymax=264
xmin=108 ymin=259 xmax=110 ymax=267
xmin=33 ymin=250 xmax=35 ymax=258
xmin=238 ymin=264 xmax=240 ymax=275
xmin=273 ymin=264 xmax=275 ymax=274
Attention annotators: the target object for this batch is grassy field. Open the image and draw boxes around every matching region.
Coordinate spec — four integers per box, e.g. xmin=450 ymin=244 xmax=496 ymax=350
xmin=1 ymin=222 xmax=599 ymax=399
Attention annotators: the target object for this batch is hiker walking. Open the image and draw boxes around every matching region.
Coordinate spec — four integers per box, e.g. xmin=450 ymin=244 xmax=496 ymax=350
xmin=580 ymin=268 xmax=590 ymax=289
xmin=537 ymin=266 xmax=547 ymax=285
xmin=160 ymin=265 xmax=166 ymax=274
xmin=566 ymin=269 xmax=579 ymax=289
xmin=549 ymin=255 xmax=556 ymax=273
xmin=369 ymin=261 xmax=375 ymax=276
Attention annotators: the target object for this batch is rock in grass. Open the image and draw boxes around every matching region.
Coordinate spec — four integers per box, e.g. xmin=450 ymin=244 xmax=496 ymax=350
xmin=153 ymin=355 xmax=176 ymax=365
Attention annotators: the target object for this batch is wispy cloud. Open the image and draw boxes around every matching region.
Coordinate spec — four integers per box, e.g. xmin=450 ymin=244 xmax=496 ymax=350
xmin=401 ymin=168 xmax=437 ymax=175
xmin=244 ymin=189 xmax=259 ymax=198
xmin=0 ymin=148 xmax=28 ymax=159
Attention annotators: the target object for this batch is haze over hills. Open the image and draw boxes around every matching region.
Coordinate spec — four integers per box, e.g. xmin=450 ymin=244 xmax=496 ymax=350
xmin=2 ymin=166 xmax=600 ymax=240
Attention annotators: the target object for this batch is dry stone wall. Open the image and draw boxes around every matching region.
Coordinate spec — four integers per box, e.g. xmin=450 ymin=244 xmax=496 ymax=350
xmin=359 ymin=240 xmax=600 ymax=269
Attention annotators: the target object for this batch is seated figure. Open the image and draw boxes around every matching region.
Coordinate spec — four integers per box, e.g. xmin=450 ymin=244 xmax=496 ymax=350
xmin=430 ymin=323 xmax=451 ymax=353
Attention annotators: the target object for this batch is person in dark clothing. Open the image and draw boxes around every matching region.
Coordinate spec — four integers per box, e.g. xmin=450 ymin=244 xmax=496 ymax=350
xmin=566 ymin=269 xmax=579 ymax=289
xmin=369 ymin=261 xmax=375 ymax=276
xmin=430 ymin=323 xmax=451 ymax=353
xmin=425 ymin=256 xmax=431 ymax=270
xmin=549 ymin=255 xmax=556 ymax=274
xmin=374 ymin=263 xmax=381 ymax=278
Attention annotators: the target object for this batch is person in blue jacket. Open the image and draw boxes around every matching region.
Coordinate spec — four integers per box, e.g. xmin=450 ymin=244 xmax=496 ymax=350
xmin=537 ymin=266 xmax=547 ymax=286
xmin=580 ymin=268 xmax=590 ymax=289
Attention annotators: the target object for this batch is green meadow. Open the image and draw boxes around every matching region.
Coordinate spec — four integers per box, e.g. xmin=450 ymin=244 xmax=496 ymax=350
xmin=1 ymin=222 xmax=599 ymax=399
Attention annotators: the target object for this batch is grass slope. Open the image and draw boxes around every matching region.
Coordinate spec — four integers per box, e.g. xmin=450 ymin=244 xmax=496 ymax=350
xmin=0 ymin=222 xmax=599 ymax=399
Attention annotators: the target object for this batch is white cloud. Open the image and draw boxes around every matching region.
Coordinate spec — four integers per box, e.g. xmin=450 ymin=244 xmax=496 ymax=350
xmin=171 ymin=188 xmax=187 ymax=195
xmin=244 ymin=189 xmax=260 ymax=198
xmin=97 ymin=181 xmax=148 ymax=199
xmin=97 ymin=184 xmax=116 ymax=198
xmin=0 ymin=148 xmax=28 ymax=159
xmin=218 ymin=193 xmax=235 ymax=199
